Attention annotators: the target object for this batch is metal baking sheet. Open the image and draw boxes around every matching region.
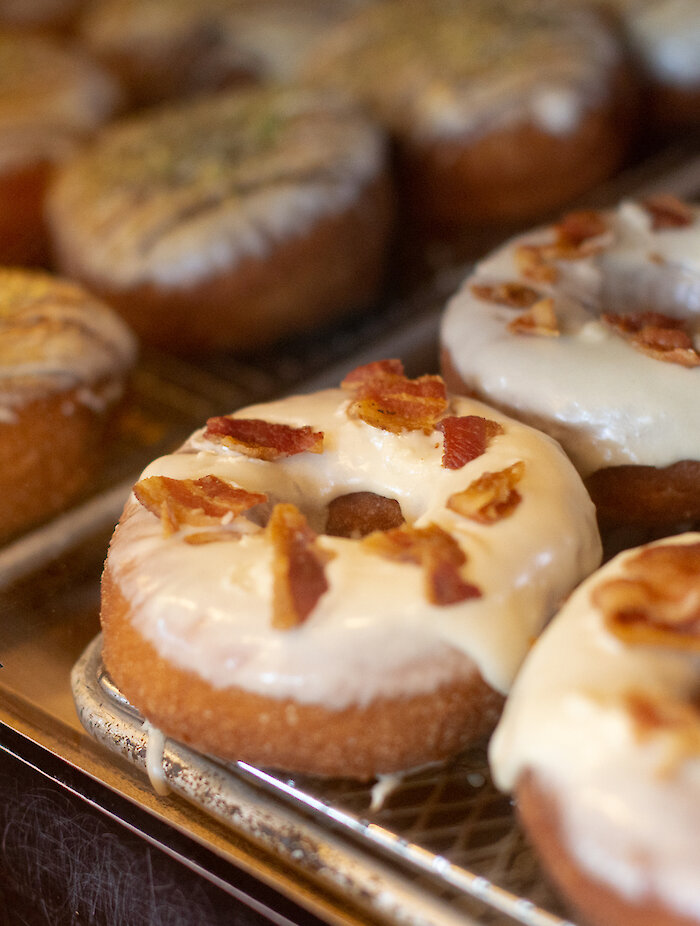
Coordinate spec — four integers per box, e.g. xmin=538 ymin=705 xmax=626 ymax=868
xmin=72 ymin=635 xmax=576 ymax=926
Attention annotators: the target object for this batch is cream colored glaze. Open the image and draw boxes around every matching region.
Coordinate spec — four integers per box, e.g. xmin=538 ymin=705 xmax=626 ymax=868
xmin=303 ymin=0 xmax=621 ymax=142
xmin=441 ymin=200 xmax=700 ymax=476
xmin=105 ymin=386 xmax=601 ymax=710
xmin=0 ymin=31 xmax=121 ymax=172
xmin=0 ymin=269 xmax=137 ymax=418
xmin=46 ymin=86 xmax=386 ymax=289
xmin=490 ymin=532 xmax=700 ymax=922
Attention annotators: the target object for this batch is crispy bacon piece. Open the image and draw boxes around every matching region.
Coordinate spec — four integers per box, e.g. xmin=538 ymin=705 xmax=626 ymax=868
xmin=447 ymin=462 xmax=525 ymax=524
xmin=508 ymin=297 xmax=560 ymax=337
xmin=470 ymin=281 xmax=541 ymax=309
xmin=625 ymin=691 xmax=700 ymax=776
xmin=602 ymin=311 xmax=700 ymax=367
xmin=134 ymin=474 xmax=266 ymax=536
xmin=362 ymin=522 xmax=481 ymax=605
xmin=267 ymin=503 xmax=334 ymax=630
xmin=204 ymin=417 xmax=324 ymax=460
xmin=342 ymin=359 xmax=447 ymax=433
xmin=593 ymin=541 xmax=700 ymax=651
xmin=340 ymin=358 xmax=405 ymax=387
xmin=437 ymin=415 xmax=504 ymax=469
xmin=515 ymin=244 xmax=558 ymax=283
xmin=642 ymin=194 xmax=694 ymax=231
xmin=554 ymin=209 xmax=608 ymax=249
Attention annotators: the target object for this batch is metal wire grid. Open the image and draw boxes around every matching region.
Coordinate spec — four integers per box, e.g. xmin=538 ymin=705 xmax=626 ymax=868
xmin=90 ymin=660 xmax=575 ymax=926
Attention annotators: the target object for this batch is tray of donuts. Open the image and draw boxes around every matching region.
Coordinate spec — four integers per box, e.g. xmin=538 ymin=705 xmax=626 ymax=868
xmin=1 ymin=2 xmax=700 ymax=925
xmin=72 ymin=176 xmax=700 ymax=926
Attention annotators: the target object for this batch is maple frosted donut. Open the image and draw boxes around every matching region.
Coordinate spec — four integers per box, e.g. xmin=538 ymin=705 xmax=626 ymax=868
xmin=0 ymin=268 xmax=137 ymax=545
xmin=46 ymin=84 xmax=393 ymax=355
xmin=302 ymin=0 xmax=637 ymax=237
xmin=0 ymin=29 xmax=122 ymax=267
xmin=441 ymin=195 xmax=700 ymax=541
xmin=490 ymin=532 xmax=700 ymax=926
xmin=100 ymin=360 xmax=601 ymax=779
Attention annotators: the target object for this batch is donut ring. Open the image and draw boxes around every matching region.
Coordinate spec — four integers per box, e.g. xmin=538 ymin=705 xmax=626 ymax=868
xmin=46 ymin=84 xmax=393 ymax=355
xmin=100 ymin=360 xmax=601 ymax=779
xmin=490 ymin=532 xmax=700 ymax=926
xmin=0 ymin=268 xmax=137 ymax=544
xmin=440 ymin=196 xmax=700 ymax=541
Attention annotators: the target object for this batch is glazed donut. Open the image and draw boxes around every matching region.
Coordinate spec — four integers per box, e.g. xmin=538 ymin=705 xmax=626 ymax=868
xmin=440 ymin=195 xmax=700 ymax=542
xmin=604 ymin=0 xmax=700 ymax=133
xmin=76 ymin=0 xmax=369 ymax=108
xmin=0 ymin=29 xmax=122 ymax=267
xmin=490 ymin=532 xmax=700 ymax=926
xmin=302 ymin=0 xmax=637 ymax=238
xmin=46 ymin=84 xmax=394 ymax=355
xmin=0 ymin=268 xmax=137 ymax=545
xmin=100 ymin=360 xmax=601 ymax=779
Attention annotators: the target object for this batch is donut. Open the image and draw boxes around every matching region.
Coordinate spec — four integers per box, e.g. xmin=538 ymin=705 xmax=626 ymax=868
xmin=0 ymin=268 xmax=137 ymax=545
xmin=46 ymin=84 xmax=394 ymax=355
xmin=0 ymin=29 xmax=122 ymax=267
xmin=604 ymin=0 xmax=700 ymax=133
xmin=302 ymin=0 xmax=637 ymax=240
xmin=490 ymin=532 xmax=700 ymax=926
xmin=76 ymin=0 xmax=370 ymax=108
xmin=440 ymin=195 xmax=700 ymax=543
xmin=99 ymin=359 xmax=601 ymax=779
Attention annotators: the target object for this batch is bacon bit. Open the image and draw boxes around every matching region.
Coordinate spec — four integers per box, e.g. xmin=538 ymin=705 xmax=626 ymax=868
xmin=267 ymin=503 xmax=334 ymax=630
xmin=134 ymin=475 xmax=267 ymax=536
xmin=437 ymin=416 xmax=504 ymax=469
xmin=362 ymin=522 xmax=481 ymax=605
xmin=601 ymin=311 xmax=700 ymax=367
xmin=508 ymin=297 xmax=560 ymax=337
xmin=515 ymin=244 xmax=558 ymax=283
xmin=593 ymin=541 xmax=700 ymax=651
xmin=204 ymin=417 xmax=324 ymax=460
xmin=184 ymin=531 xmax=243 ymax=545
xmin=625 ymin=691 xmax=700 ymax=776
xmin=447 ymin=462 xmax=525 ymax=524
xmin=340 ymin=358 xmax=405 ymax=388
xmin=642 ymin=194 xmax=694 ymax=230
xmin=342 ymin=359 xmax=447 ymax=434
xmin=470 ymin=281 xmax=541 ymax=309
xmin=555 ymin=209 xmax=608 ymax=248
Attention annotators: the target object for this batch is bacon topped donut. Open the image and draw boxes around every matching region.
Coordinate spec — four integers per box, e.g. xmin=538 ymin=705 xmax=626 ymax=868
xmin=100 ymin=361 xmax=601 ymax=779
xmin=490 ymin=533 xmax=700 ymax=926
xmin=441 ymin=195 xmax=700 ymax=543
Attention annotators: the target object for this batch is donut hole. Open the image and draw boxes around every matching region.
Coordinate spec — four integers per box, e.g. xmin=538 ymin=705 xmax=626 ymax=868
xmin=325 ymin=491 xmax=405 ymax=539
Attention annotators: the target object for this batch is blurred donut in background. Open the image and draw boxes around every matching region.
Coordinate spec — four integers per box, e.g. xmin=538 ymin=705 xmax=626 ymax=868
xmin=76 ymin=0 xmax=372 ymax=109
xmin=303 ymin=0 xmax=639 ymax=246
xmin=46 ymin=84 xmax=394 ymax=355
xmin=0 ymin=29 xmax=122 ymax=266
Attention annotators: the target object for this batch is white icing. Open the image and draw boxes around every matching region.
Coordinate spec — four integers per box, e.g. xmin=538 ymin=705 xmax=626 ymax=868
xmin=0 ymin=269 xmax=137 ymax=413
xmin=143 ymin=720 xmax=170 ymax=796
xmin=440 ymin=200 xmax=700 ymax=475
xmin=490 ymin=533 xmax=700 ymax=921
xmin=46 ymin=86 xmax=386 ymax=289
xmin=106 ymin=386 xmax=601 ymax=710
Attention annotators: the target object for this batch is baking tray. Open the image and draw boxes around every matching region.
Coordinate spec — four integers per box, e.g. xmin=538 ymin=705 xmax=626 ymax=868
xmin=72 ymin=635 xmax=574 ymax=926
xmin=5 ymin=136 xmax=700 ymax=925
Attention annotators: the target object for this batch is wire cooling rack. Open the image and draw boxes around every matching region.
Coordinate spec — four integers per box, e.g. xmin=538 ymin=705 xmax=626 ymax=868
xmin=72 ymin=635 xmax=577 ymax=926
